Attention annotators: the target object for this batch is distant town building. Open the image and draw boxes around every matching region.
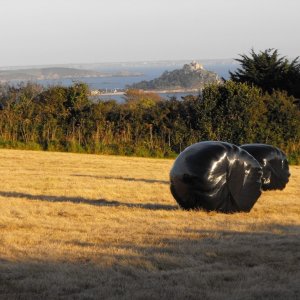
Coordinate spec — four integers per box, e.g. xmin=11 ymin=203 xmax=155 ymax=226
xmin=90 ymin=90 xmax=102 ymax=96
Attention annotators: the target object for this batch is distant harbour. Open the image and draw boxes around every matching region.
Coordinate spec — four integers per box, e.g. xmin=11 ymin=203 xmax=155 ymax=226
xmin=93 ymin=90 xmax=201 ymax=102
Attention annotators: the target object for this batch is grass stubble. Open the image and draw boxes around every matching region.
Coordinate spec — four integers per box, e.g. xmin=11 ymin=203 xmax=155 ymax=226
xmin=0 ymin=149 xmax=299 ymax=299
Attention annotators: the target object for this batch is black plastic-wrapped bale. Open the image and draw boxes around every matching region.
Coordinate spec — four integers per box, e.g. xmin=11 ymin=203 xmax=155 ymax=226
xmin=170 ymin=141 xmax=263 ymax=213
xmin=240 ymin=144 xmax=290 ymax=190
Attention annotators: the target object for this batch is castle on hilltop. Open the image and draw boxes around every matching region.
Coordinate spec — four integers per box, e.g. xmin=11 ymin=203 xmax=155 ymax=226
xmin=127 ymin=60 xmax=219 ymax=91
xmin=183 ymin=61 xmax=204 ymax=72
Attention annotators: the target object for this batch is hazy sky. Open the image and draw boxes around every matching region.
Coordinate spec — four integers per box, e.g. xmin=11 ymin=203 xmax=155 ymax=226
xmin=1 ymin=0 xmax=299 ymax=67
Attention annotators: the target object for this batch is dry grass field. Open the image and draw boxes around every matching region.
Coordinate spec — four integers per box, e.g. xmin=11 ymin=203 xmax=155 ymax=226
xmin=0 ymin=149 xmax=299 ymax=300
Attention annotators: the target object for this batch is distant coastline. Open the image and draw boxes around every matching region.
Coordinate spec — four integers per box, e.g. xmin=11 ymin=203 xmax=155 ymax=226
xmin=0 ymin=67 xmax=143 ymax=83
xmin=0 ymin=60 xmax=238 ymax=96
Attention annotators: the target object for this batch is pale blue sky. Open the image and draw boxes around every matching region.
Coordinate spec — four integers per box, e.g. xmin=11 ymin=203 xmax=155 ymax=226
xmin=1 ymin=0 xmax=299 ymax=67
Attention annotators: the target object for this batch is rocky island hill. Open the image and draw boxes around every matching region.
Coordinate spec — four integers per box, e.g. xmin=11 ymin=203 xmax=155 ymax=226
xmin=127 ymin=61 xmax=221 ymax=92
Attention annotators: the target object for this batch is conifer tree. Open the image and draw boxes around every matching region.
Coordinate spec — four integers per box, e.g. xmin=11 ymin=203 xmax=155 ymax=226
xmin=230 ymin=49 xmax=300 ymax=98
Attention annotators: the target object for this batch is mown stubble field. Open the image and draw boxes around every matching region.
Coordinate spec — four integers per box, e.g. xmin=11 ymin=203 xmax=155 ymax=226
xmin=0 ymin=149 xmax=299 ymax=299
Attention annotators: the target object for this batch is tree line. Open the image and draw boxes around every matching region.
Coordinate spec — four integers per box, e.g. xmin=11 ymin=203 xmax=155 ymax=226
xmin=0 ymin=49 xmax=299 ymax=163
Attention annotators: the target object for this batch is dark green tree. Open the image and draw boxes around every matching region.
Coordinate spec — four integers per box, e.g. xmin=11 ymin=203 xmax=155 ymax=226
xmin=199 ymin=81 xmax=266 ymax=144
xmin=230 ymin=49 xmax=300 ymax=98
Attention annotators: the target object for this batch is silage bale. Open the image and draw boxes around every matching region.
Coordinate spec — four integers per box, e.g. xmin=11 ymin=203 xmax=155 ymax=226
xmin=170 ymin=141 xmax=263 ymax=213
xmin=240 ymin=144 xmax=290 ymax=190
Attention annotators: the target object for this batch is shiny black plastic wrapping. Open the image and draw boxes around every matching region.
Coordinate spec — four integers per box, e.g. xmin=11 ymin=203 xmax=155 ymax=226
xmin=240 ymin=144 xmax=290 ymax=190
xmin=170 ymin=141 xmax=263 ymax=213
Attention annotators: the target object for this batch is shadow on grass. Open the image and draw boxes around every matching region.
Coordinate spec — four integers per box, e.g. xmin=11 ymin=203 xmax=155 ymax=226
xmin=72 ymin=174 xmax=169 ymax=184
xmin=0 ymin=191 xmax=177 ymax=211
xmin=0 ymin=226 xmax=299 ymax=299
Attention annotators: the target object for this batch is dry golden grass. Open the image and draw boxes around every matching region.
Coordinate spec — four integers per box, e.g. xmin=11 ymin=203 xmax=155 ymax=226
xmin=0 ymin=149 xmax=299 ymax=299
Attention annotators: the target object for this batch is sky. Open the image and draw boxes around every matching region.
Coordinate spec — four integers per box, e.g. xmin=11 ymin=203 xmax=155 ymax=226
xmin=1 ymin=0 xmax=299 ymax=67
